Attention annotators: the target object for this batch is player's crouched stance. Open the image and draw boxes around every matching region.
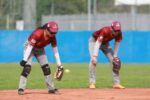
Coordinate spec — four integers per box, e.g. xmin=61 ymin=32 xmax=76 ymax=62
xmin=88 ymin=21 xmax=125 ymax=89
xmin=18 ymin=21 xmax=64 ymax=95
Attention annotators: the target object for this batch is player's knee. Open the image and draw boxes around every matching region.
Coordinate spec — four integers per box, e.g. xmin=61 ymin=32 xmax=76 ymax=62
xmin=21 ymin=65 xmax=31 ymax=77
xmin=41 ymin=64 xmax=51 ymax=75
xmin=112 ymin=58 xmax=121 ymax=75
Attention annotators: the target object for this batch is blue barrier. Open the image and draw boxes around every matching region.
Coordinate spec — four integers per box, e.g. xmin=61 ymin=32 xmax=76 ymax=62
xmin=0 ymin=30 xmax=150 ymax=63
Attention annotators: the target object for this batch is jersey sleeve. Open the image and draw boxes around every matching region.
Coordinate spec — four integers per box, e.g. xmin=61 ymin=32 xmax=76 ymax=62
xmin=97 ymin=29 xmax=105 ymax=42
xmin=97 ymin=35 xmax=104 ymax=42
xmin=28 ymin=30 xmax=41 ymax=46
xmin=115 ymin=32 xmax=122 ymax=42
xmin=51 ymin=36 xmax=57 ymax=47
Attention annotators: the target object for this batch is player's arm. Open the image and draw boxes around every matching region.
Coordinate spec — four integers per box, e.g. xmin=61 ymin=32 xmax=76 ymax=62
xmin=23 ymin=42 xmax=33 ymax=61
xmin=113 ymin=41 xmax=120 ymax=57
xmin=20 ymin=33 xmax=37 ymax=67
xmin=52 ymin=46 xmax=64 ymax=80
xmin=93 ymin=39 xmax=102 ymax=57
xmin=20 ymin=42 xmax=33 ymax=67
xmin=51 ymin=36 xmax=62 ymax=66
xmin=113 ymin=41 xmax=121 ymax=75
xmin=114 ymin=32 xmax=122 ymax=57
xmin=52 ymin=46 xmax=62 ymax=66
xmin=92 ymin=36 xmax=103 ymax=65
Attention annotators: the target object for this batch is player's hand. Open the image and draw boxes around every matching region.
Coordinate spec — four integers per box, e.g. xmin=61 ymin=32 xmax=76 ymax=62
xmin=20 ymin=60 xmax=27 ymax=67
xmin=91 ymin=56 xmax=97 ymax=66
xmin=54 ymin=65 xmax=64 ymax=81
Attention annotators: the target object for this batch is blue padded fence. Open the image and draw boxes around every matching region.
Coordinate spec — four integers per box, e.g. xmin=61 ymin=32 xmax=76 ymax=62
xmin=0 ymin=30 xmax=150 ymax=63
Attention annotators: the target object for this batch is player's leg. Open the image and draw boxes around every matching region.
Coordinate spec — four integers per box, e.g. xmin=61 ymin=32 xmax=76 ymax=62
xmin=18 ymin=52 xmax=33 ymax=95
xmin=34 ymin=48 xmax=57 ymax=93
xmin=101 ymin=43 xmax=124 ymax=89
xmin=88 ymin=37 xmax=96 ymax=88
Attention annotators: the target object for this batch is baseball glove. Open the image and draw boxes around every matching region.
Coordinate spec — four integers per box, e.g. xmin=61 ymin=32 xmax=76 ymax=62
xmin=54 ymin=65 xmax=64 ymax=81
xmin=112 ymin=57 xmax=121 ymax=67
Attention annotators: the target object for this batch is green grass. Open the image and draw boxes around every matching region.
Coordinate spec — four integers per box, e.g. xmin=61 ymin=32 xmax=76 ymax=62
xmin=0 ymin=63 xmax=150 ymax=90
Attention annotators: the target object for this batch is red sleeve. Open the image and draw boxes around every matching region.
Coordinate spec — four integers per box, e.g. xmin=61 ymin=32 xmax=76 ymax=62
xmin=51 ymin=36 xmax=57 ymax=47
xmin=28 ymin=29 xmax=42 ymax=46
xmin=98 ymin=28 xmax=106 ymax=42
xmin=97 ymin=34 xmax=104 ymax=42
xmin=93 ymin=28 xmax=104 ymax=42
xmin=115 ymin=32 xmax=122 ymax=42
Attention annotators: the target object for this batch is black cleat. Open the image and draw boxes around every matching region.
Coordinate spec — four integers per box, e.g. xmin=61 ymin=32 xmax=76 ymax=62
xmin=48 ymin=88 xmax=58 ymax=94
xmin=18 ymin=88 xmax=24 ymax=95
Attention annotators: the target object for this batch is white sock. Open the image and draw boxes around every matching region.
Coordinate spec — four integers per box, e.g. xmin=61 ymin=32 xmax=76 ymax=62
xmin=112 ymin=72 xmax=120 ymax=85
xmin=89 ymin=62 xmax=96 ymax=84
xmin=44 ymin=75 xmax=55 ymax=90
xmin=18 ymin=76 xmax=27 ymax=90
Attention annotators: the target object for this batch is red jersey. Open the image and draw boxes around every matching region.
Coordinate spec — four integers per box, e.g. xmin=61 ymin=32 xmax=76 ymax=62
xmin=28 ymin=28 xmax=57 ymax=48
xmin=93 ymin=26 xmax=122 ymax=43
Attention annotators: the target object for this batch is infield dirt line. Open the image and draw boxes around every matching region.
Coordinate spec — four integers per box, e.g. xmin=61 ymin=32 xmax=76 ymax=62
xmin=0 ymin=88 xmax=150 ymax=100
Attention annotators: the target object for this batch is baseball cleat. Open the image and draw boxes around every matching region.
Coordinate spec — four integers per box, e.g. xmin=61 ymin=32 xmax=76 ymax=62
xmin=18 ymin=88 xmax=24 ymax=95
xmin=89 ymin=84 xmax=96 ymax=89
xmin=48 ymin=88 xmax=58 ymax=94
xmin=112 ymin=84 xmax=125 ymax=89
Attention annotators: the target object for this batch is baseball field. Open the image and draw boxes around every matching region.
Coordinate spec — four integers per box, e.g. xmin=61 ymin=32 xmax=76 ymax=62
xmin=0 ymin=63 xmax=150 ymax=100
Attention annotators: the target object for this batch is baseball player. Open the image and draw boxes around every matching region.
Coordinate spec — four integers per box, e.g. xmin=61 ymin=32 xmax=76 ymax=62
xmin=18 ymin=21 xmax=64 ymax=95
xmin=88 ymin=21 xmax=125 ymax=89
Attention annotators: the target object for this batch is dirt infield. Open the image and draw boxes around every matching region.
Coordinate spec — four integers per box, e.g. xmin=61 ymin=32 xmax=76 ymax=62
xmin=0 ymin=88 xmax=150 ymax=100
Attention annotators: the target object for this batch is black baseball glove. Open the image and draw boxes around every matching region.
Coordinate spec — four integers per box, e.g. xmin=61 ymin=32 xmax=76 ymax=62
xmin=20 ymin=60 xmax=27 ymax=67
xmin=54 ymin=65 xmax=64 ymax=81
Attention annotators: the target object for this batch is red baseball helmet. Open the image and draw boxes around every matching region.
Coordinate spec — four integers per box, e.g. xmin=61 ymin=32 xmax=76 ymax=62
xmin=47 ymin=21 xmax=58 ymax=33
xmin=111 ymin=21 xmax=121 ymax=31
